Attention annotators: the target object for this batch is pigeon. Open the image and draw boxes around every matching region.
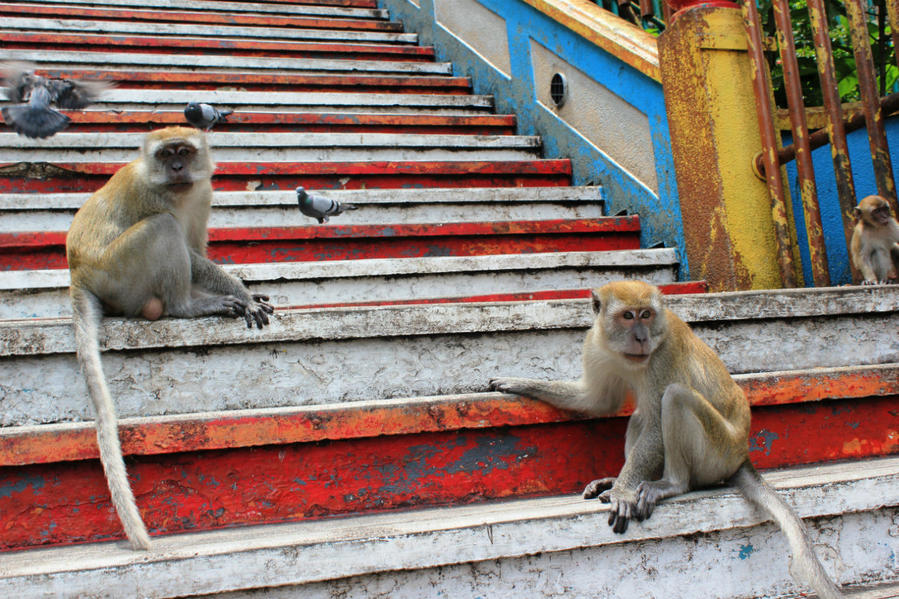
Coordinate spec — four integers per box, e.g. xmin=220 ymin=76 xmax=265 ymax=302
xmin=1 ymin=62 xmax=110 ymax=138
xmin=184 ymin=102 xmax=232 ymax=130
xmin=296 ymin=187 xmax=357 ymax=224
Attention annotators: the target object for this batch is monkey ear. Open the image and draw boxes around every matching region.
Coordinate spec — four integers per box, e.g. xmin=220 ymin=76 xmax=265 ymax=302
xmin=852 ymin=207 xmax=862 ymax=219
xmin=591 ymin=289 xmax=602 ymax=314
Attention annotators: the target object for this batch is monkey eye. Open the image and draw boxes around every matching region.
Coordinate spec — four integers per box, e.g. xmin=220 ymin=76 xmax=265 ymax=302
xmin=640 ymin=309 xmax=653 ymax=320
xmin=177 ymin=147 xmax=192 ymax=156
xmin=622 ymin=311 xmax=635 ymax=320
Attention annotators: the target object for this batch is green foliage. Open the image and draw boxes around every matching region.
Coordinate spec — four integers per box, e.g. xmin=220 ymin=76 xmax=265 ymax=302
xmin=755 ymin=0 xmax=897 ymax=106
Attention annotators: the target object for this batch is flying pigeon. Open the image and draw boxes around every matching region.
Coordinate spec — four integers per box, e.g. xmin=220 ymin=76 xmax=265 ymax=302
xmin=184 ymin=102 xmax=232 ymax=130
xmin=1 ymin=62 xmax=110 ymax=138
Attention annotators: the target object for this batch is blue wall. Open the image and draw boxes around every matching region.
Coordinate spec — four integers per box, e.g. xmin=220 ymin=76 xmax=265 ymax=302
xmin=378 ymin=0 xmax=689 ymax=278
xmin=785 ymin=118 xmax=899 ymax=284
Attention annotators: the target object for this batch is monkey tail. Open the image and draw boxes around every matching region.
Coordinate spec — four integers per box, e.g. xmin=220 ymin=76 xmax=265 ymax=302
xmin=730 ymin=462 xmax=843 ymax=599
xmin=71 ymin=288 xmax=152 ymax=550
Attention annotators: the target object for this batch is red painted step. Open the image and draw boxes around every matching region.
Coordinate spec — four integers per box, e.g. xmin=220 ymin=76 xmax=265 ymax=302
xmin=0 ymin=160 xmax=573 ymax=194
xmin=12 ymin=68 xmax=472 ymax=94
xmin=0 ymin=364 xmax=894 ymax=551
xmin=0 ymin=218 xmax=640 ymax=270
xmin=1 ymin=31 xmax=435 ymax=62
xmin=45 ymin=112 xmax=516 ymax=135
xmin=0 ymin=4 xmax=403 ymax=32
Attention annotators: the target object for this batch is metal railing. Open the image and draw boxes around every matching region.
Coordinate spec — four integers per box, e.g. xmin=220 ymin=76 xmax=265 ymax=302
xmin=590 ymin=0 xmax=670 ymax=33
xmin=743 ymin=0 xmax=899 ymax=286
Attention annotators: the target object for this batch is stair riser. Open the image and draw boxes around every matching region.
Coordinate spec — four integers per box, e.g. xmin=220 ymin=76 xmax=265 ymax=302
xmin=8 ymin=0 xmax=386 ymax=18
xmin=0 ymin=264 xmax=675 ymax=319
xmin=0 ymin=4 xmax=402 ymax=32
xmin=0 ymin=202 xmax=600 ymax=232
xmin=4 ymin=33 xmax=434 ymax=61
xmin=189 ymin=510 xmax=894 ymax=599
xmin=0 ymin=395 xmax=894 ymax=551
xmin=1 ymin=16 xmax=413 ymax=43
xmin=0 ymin=161 xmax=571 ymax=194
xmin=3 ymin=311 xmax=897 ymax=426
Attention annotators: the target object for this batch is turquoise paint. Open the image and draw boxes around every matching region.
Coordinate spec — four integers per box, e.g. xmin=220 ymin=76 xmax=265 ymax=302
xmin=784 ymin=119 xmax=899 ymax=285
xmin=738 ymin=544 xmax=755 ymax=559
xmin=378 ymin=0 xmax=689 ymax=279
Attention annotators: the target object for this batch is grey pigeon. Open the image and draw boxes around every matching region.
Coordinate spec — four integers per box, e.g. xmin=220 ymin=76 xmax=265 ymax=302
xmin=184 ymin=102 xmax=232 ymax=130
xmin=1 ymin=62 xmax=110 ymax=138
xmin=297 ymin=187 xmax=357 ymax=224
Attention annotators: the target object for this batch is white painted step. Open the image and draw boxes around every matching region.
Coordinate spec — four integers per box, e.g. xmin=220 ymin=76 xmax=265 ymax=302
xmin=0 ymin=186 xmax=605 ymax=231
xmin=0 ymin=249 xmax=676 ymax=319
xmin=0 ymin=88 xmax=495 ymax=115
xmin=0 ymin=132 xmax=542 ymax=162
xmin=1 ymin=286 xmax=896 ymax=426
xmin=0 ymin=49 xmax=452 ymax=75
xmin=0 ymin=456 xmax=894 ymax=599
xmin=0 ymin=16 xmax=419 ymax=43
xmin=25 ymin=0 xmax=389 ymax=19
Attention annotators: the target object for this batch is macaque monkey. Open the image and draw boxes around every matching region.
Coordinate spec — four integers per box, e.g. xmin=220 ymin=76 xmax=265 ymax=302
xmin=490 ymin=281 xmax=843 ymax=599
xmin=66 ymin=126 xmax=274 ymax=550
xmin=850 ymin=194 xmax=899 ymax=284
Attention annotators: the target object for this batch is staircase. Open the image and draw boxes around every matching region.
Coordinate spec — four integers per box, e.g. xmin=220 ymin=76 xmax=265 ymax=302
xmin=0 ymin=1 xmax=897 ymax=597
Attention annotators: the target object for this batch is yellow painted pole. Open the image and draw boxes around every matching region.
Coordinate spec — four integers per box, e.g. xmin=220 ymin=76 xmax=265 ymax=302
xmin=658 ymin=5 xmax=799 ymax=290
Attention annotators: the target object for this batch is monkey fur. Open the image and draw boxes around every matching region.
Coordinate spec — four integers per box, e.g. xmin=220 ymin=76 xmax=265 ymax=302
xmin=850 ymin=194 xmax=899 ymax=284
xmin=490 ymin=280 xmax=843 ymax=599
xmin=66 ymin=126 xmax=274 ymax=549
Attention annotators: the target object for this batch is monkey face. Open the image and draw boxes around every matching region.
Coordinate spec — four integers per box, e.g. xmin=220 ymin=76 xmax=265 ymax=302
xmin=142 ymin=127 xmax=213 ymax=191
xmin=855 ymin=195 xmax=895 ymax=227
xmin=593 ymin=281 xmax=667 ymax=368
xmin=155 ymin=142 xmax=198 ymax=189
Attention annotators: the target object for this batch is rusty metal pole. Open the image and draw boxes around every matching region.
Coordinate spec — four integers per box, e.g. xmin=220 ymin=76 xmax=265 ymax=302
xmin=741 ymin=0 xmax=799 ymax=287
xmin=807 ymin=0 xmax=858 ymax=266
xmin=846 ymin=0 xmax=899 ymax=213
xmin=771 ymin=0 xmax=830 ymax=286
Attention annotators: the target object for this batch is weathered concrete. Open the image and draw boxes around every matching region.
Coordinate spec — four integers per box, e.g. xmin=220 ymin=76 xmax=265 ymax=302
xmin=0 ymin=186 xmax=605 ymax=231
xmin=0 ymin=456 xmax=895 ymax=598
xmin=0 ymin=249 xmax=677 ymax=318
xmin=0 ymin=16 xmax=420 ymax=43
xmin=30 ymin=0 xmax=389 ymax=18
xmin=0 ymin=286 xmax=896 ymax=425
xmin=0 ymin=132 xmax=542 ymax=163
xmin=0 ymin=49 xmax=452 ymax=75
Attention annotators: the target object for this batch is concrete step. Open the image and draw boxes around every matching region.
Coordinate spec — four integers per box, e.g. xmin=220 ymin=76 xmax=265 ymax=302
xmin=2 ymin=286 xmax=896 ymax=426
xmin=16 ymin=0 xmax=389 ymax=19
xmin=12 ymin=66 xmax=473 ymax=94
xmin=0 ymin=3 xmax=402 ymax=32
xmin=0 ymin=456 xmax=894 ymax=598
xmin=0 ymin=158 xmax=573 ymax=194
xmin=0 ymin=186 xmax=602 ymax=231
xmin=0 ymin=361 xmax=890 ymax=550
xmin=0 ymin=15 xmax=418 ymax=43
xmin=0 ymin=131 xmax=544 ymax=163
xmin=0 ymin=248 xmax=676 ymax=318
xmin=2 ymin=30 xmax=435 ymax=62
xmin=0 ymin=215 xmax=631 ymax=269
xmin=0 ymin=49 xmax=450 ymax=76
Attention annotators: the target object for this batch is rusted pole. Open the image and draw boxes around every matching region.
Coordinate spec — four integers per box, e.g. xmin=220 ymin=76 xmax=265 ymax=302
xmin=846 ymin=0 xmax=899 ymax=213
xmin=742 ymin=0 xmax=798 ymax=287
xmin=806 ymin=0 xmax=858 ymax=272
xmin=888 ymin=0 xmax=899 ymax=72
xmin=772 ymin=0 xmax=830 ymax=286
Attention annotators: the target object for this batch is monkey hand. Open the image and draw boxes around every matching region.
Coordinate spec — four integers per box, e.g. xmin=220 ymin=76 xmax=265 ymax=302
xmin=488 ymin=377 xmax=529 ymax=395
xmin=239 ymin=294 xmax=274 ymax=329
xmin=592 ymin=484 xmax=639 ymax=534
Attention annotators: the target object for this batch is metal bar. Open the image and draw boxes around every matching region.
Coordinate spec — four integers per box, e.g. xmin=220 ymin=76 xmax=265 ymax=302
xmin=772 ymin=0 xmax=830 ymax=286
xmin=741 ymin=0 xmax=799 ymax=287
xmin=846 ymin=0 xmax=899 ymax=212
xmin=807 ymin=0 xmax=858 ymax=276
xmin=755 ymin=93 xmax=899 ymax=172
xmin=888 ymin=0 xmax=899 ymax=72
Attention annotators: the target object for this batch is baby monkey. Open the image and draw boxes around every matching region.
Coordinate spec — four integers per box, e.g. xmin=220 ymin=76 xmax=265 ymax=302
xmin=850 ymin=194 xmax=899 ymax=284
xmin=67 ymin=126 xmax=273 ymax=549
xmin=490 ymin=281 xmax=843 ymax=599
